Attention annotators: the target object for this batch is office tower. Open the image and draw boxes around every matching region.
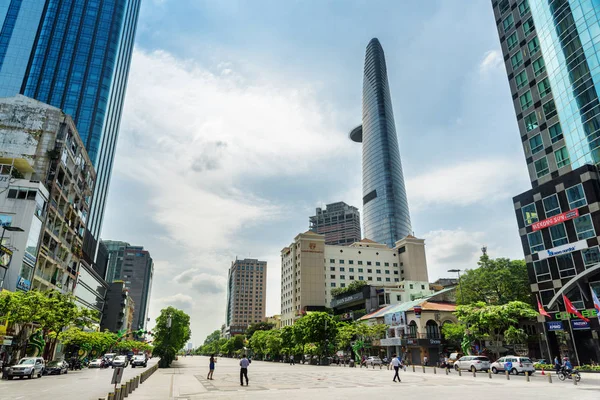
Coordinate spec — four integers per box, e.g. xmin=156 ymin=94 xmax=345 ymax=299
xmin=350 ymin=38 xmax=412 ymax=247
xmin=101 ymin=281 xmax=135 ymax=335
xmin=225 ymin=258 xmax=267 ymax=337
xmin=103 ymin=240 xmax=130 ymax=283
xmin=309 ymin=202 xmax=361 ymax=245
xmin=493 ymin=0 xmax=600 ymax=364
xmin=280 ymin=231 xmax=429 ymax=327
xmin=0 ymin=0 xmax=142 ymax=262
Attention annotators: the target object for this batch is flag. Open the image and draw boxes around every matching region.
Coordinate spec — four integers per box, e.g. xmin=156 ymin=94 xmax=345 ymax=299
xmin=537 ymin=295 xmax=551 ymax=318
xmin=591 ymin=288 xmax=600 ymax=322
xmin=563 ymin=294 xmax=589 ymax=322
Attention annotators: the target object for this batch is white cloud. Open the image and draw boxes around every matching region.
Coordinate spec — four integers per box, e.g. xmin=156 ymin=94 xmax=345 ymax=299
xmin=406 ymin=158 xmax=529 ymax=211
xmin=423 ymin=229 xmax=485 ymax=281
xmin=479 ymin=50 xmax=503 ymax=73
xmin=155 ymin=294 xmax=194 ymax=311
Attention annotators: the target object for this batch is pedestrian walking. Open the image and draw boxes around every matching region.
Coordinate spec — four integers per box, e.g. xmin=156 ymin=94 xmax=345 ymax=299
xmin=554 ymin=355 xmax=561 ymax=373
xmin=290 ymin=354 xmax=295 ymax=365
xmin=423 ymin=354 xmax=428 ymax=366
xmin=390 ymin=354 xmax=402 ymax=382
xmin=207 ymin=354 xmax=216 ymax=380
xmin=240 ymin=354 xmax=250 ymax=386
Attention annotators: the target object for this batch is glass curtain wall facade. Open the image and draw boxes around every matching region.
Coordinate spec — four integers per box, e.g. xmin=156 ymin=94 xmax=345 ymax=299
xmin=350 ymin=38 xmax=411 ymax=247
xmin=0 ymin=0 xmax=142 ymax=262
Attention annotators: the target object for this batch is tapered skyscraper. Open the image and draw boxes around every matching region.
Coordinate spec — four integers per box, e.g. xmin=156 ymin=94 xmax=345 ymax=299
xmin=350 ymin=38 xmax=411 ymax=247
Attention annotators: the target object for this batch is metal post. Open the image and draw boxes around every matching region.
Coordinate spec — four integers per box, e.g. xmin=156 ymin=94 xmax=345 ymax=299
xmin=108 ymin=394 xmax=115 ymax=400
xmin=412 ymin=365 xmax=415 ymax=372
xmin=472 ymin=369 xmax=476 ymax=377
xmin=129 ymin=379 xmax=134 ymax=393
xmin=458 ymin=369 xmax=461 ymax=376
xmin=548 ymin=372 xmax=552 ymax=383
xmin=488 ymin=369 xmax=492 ymax=379
xmin=505 ymin=370 xmax=510 ymax=380
xmin=122 ymin=383 xmax=128 ymax=398
xmin=526 ymin=371 xmax=530 ymax=382
xmin=422 ymin=365 xmax=425 ymax=373
xmin=573 ymin=374 xmax=577 ymax=386
xmin=433 ymin=366 xmax=436 ymax=374
xmin=114 ymin=388 xmax=121 ymax=400
xmin=445 ymin=367 xmax=448 ymax=375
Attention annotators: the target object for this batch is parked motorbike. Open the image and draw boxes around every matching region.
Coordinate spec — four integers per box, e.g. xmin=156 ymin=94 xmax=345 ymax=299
xmin=557 ymin=367 xmax=581 ymax=382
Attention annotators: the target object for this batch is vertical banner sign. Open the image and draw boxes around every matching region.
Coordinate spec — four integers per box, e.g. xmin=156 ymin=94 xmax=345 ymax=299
xmin=413 ymin=305 xmax=422 ymax=318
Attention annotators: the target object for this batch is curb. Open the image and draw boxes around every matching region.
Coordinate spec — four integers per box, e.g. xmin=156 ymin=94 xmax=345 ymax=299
xmin=100 ymin=363 xmax=159 ymax=400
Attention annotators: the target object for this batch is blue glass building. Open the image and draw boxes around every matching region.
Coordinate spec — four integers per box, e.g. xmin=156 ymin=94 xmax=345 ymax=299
xmin=350 ymin=38 xmax=412 ymax=247
xmin=0 ymin=0 xmax=142 ymax=260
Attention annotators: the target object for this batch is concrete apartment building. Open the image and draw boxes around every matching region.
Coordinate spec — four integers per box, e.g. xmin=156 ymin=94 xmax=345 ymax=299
xmin=309 ymin=202 xmax=361 ymax=246
xmin=0 ymin=95 xmax=96 ymax=295
xmin=280 ymin=231 xmax=430 ymax=327
xmin=101 ymin=281 xmax=135 ymax=336
xmin=225 ymin=258 xmax=267 ymax=337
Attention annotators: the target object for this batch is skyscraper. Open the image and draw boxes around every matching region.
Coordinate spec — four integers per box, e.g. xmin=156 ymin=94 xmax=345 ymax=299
xmin=309 ymin=202 xmax=361 ymax=245
xmin=0 ymin=0 xmax=142 ymax=262
xmin=350 ymin=38 xmax=412 ymax=248
xmin=493 ymin=0 xmax=600 ymax=364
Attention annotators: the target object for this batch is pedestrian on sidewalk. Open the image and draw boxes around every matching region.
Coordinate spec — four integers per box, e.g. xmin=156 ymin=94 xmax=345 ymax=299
xmin=290 ymin=354 xmax=295 ymax=365
xmin=240 ymin=354 xmax=250 ymax=386
xmin=390 ymin=354 xmax=401 ymax=382
xmin=207 ymin=354 xmax=216 ymax=380
xmin=423 ymin=354 xmax=428 ymax=366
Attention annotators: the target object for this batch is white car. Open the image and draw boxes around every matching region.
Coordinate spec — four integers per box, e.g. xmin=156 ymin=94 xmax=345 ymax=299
xmin=491 ymin=356 xmax=535 ymax=375
xmin=112 ymin=356 xmax=128 ymax=368
xmin=366 ymin=356 xmax=383 ymax=366
xmin=454 ymin=356 xmax=490 ymax=372
xmin=89 ymin=358 xmax=104 ymax=368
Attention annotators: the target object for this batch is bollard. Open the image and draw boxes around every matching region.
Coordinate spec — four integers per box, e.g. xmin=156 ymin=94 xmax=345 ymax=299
xmin=526 ymin=371 xmax=530 ymax=382
xmin=573 ymin=374 xmax=577 ymax=386
xmin=412 ymin=365 xmax=415 ymax=372
xmin=114 ymin=388 xmax=121 ymax=400
xmin=505 ymin=370 xmax=510 ymax=380
xmin=548 ymin=372 xmax=552 ymax=383
xmin=488 ymin=369 xmax=492 ymax=379
xmin=445 ymin=367 xmax=448 ymax=375
xmin=108 ymin=394 xmax=115 ymax=400
xmin=122 ymin=383 xmax=128 ymax=398
xmin=423 ymin=365 xmax=426 ymax=373
xmin=472 ymin=369 xmax=476 ymax=378
xmin=458 ymin=369 xmax=462 ymax=376
xmin=129 ymin=379 xmax=134 ymax=394
xmin=434 ymin=366 xmax=436 ymax=374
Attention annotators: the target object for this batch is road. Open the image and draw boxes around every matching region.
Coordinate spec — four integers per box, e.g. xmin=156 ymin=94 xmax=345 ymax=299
xmin=0 ymin=358 xmax=157 ymax=400
xmin=129 ymin=356 xmax=600 ymax=399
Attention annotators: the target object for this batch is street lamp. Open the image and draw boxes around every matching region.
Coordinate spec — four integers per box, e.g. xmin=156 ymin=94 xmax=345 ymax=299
xmin=0 ymin=224 xmax=24 ymax=289
xmin=447 ymin=268 xmax=464 ymax=304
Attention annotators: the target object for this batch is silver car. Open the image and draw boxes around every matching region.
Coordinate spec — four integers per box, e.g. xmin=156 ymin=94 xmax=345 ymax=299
xmin=454 ymin=356 xmax=490 ymax=372
xmin=7 ymin=357 xmax=45 ymax=379
xmin=112 ymin=355 xmax=129 ymax=368
xmin=491 ymin=356 xmax=535 ymax=375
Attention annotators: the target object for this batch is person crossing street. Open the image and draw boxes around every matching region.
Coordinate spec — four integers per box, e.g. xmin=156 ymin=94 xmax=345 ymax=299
xmin=390 ymin=354 xmax=402 ymax=382
xmin=240 ymin=355 xmax=250 ymax=386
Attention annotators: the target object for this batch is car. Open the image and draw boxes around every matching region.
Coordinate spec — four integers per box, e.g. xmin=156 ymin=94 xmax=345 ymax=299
xmin=7 ymin=357 xmax=45 ymax=379
xmin=89 ymin=358 xmax=104 ymax=368
xmin=454 ymin=356 xmax=490 ymax=372
xmin=104 ymin=353 xmax=116 ymax=366
xmin=491 ymin=356 xmax=535 ymax=375
xmin=43 ymin=360 xmax=69 ymax=375
xmin=447 ymin=352 xmax=463 ymax=366
xmin=366 ymin=356 xmax=383 ymax=366
xmin=112 ymin=355 xmax=129 ymax=368
xmin=131 ymin=355 xmax=147 ymax=368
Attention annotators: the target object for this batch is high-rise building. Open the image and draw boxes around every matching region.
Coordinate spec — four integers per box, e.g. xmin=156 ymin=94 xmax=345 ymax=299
xmin=493 ymin=0 xmax=600 ymax=364
xmin=103 ymin=241 xmax=153 ymax=331
xmin=309 ymin=202 xmax=361 ymax=246
xmin=350 ymin=38 xmax=412 ymax=248
xmin=225 ymin=258 xmax=267 ymax=337
xmin=0 ymin=0 xmax=142 ymax=263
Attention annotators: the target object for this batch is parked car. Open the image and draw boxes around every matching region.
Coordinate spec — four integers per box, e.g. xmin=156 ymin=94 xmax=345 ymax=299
xmin=89 ymin=359 xmax=104 ymax=368
xmin=454 ymin=356 xmax=490 ymax=372
xmin=6 ymin=357 xmax=45 ymax=379
xmin=448 ymin=352 xmax=463 ymax=366
xmin=104 ymin=353 xmax=116 ymax=366
xmin=43 ymin=360 xmax=69 ymax=375
xmin=112 ymin=356 xmax=129 ymax=368
xmin=131 ymin=355 xmax=147 ymax=368
xmin=491 ymin=356 xmax=535 ymax=375
xmin=366 ymin=356 xmax=383 ymax=367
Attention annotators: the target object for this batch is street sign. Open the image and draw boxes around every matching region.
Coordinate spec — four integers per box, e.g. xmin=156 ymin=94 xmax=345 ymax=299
xmin=111 ymin=367 xmax=124 ymax=385
xmin=505 ymin=361 xmax=513 ymax=370
xmin=571 ymin=319 xmax=590 ymax=330
xmin=547 ymin=321 xmax=564 ymax=331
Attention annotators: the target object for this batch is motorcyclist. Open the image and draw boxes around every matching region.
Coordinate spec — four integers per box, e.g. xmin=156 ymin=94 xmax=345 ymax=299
xmin=562 ymin=357 xmax=573 ymax=372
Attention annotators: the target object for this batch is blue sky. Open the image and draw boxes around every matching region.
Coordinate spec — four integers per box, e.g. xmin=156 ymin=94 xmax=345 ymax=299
xmin=102 ymin=0 xmax=532 ymax=343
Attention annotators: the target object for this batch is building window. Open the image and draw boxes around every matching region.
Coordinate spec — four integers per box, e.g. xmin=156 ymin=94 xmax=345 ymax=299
xmin=543 ymin=194 xmax=561 ymax=217
xmin=499 ymin=0 xmax=510 ymax=14
xmin=330 ymin=259 xmax=335 ymax=263
xmin=536 ymin=78 xmax=551 ymax=98
xmin=409 ymin=284 xmax=414 ymax=289
xmin=519 ymin=0 xmax=530 ymax=16
xmin=340 ymin=275 xmax=346 ymax=280
xmin=349 ymin=268 xmax=354 ymax=272
xmin=376 ymin=269 xmax=381 ymax=274
xmin=359 ymin=276 xmax=364 ymax=280
xmin=394 ymin=278 xmax=399 ymax=282
xmin=349 ymin=275 xmax=355 ymax=280
xmin=397 ymin=294 xmax=401 ymax=301
xmin=527 ymin=35 xmax=541 ymax=55
xmin=368 ymin=277 xmax=372 ymax=281
xmin=330 ymin=282 xmax=336 ymax=287
xmin=549 ymin=123 xmax=563 ymax=143
xmin=534 ymin=157 xmax=549 ymax=178
xmin=376 ymin=262 xmax=381 ymax=266
xmin=358 ymin=268 xmax=363 ymax=273
xmin=520 ymin=90 xmax=533 ymax=110
xmin=523 ymin=17 xmax=535 ymax=36
xmin=528 ymin=231 xmax=544 ymax=253
xmin=503 ymin=13 xmax=514 ymax=32
xmin=386 ymin=277 xmax=391 ymax=282
xmin=330 ymin=267 xmax=335 ymax=271
xmin=330 ymin=275 xmax=336 ymax=279
xmin=341 ymin=283 xmax=346 ymax=288
xmin=574 ymin=214 xmax=595 ymax=240
xmin=582 ymin=247 xmax=600 ymax=268
xmin=557 ymin=254 xmax=576 ymax=278
xmin=515 ymin=69 xmax=528 ymax=89
xmin=522 ymin=203 xmax=539 ymax=226
xmin=549 ymin=223 xmax=568 ymax=246
xmin=524 ymin=112 xmax=538 ymax=132
xmin=367 ymin=261 xmax=372 ymax=265
xmin=358 ymin=261 xmax=363 ymax=265
xmin=543 ymin=100 xmax=557 ymax=119
xmin=393 ymin=263 xmax=398 ymax=267
xmin=529 ymin=134 xmax=543 ymax=154
xmin=507 ymin=32 xmax=519 ymax=51
xmin=385 ymin=270 xmax=390 ymax=274
xmin=340 ymin=267 xmax=345 ymax=272
xmin=349 ymin=260 xmax=354 ymax=264
xmin=533 ymin=57 xmax=546 ymax=76
xmin=421 ymin=284 xmax=425 ymax=289
xmin=511 ymin=51 xmax=524 ymax=70
xmin=377 ymin=277 xmax=382 ymax=282
xmin=540 ymin=289 xmax=555 ymax=306
xmin=367 ymin=269 xmax=372 ymax=273
xmin=384 ymin=262 xmax=389 ymax=266
xmin=554 ymin=147 xmax=570 ymax=169
xmin=566 ymin=184 xmax=587 ymax=209
xmin=339 ymin=259 xmax=344 ymax=264
xmin=534 ymin=260 xmax=551 ymax=282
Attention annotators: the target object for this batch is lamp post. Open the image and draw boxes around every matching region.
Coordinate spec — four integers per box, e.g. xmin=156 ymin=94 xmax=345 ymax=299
xmin=447 ymin=269 xmax=463 ymax=304
xmin=0 ymin=224 xmax=24 ymax=289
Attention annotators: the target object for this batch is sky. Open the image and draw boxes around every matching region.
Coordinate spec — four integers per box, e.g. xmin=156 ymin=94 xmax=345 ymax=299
xmin=101 ymin=0 xmax=533 ymax=345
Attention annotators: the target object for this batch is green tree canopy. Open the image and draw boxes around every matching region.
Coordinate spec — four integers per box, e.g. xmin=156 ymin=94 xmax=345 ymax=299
xmin=457 ymin=255 xmax=530 ymax=305
xmin=152 ymin=307 xmax=191 ymax=368
xmin=245 ymin=321 xmax=275 ymax=339
xmin=293 ymin=312 xmax=338 ymax=357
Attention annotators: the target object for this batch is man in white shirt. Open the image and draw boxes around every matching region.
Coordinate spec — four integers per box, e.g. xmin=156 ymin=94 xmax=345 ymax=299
xmin=390 ymin=354 xmax=402 ymax=382
xmin=240 ymin=355 xmax=250 ymax=386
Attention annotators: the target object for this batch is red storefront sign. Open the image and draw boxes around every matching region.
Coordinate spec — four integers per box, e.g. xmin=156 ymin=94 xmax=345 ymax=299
xmin=532 ymin=209 xmax=579 ymax=231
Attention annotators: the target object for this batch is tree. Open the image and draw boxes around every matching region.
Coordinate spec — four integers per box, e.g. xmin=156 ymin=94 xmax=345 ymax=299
xmin=245 ymin=321 xmax=275 ymax=339
xmin=331 ymin=280 xmax=367 ymax=297
xmin=152 ymin=307 xmax=191 ymax=368
xmin=335 ymin=323 xmax=356 ymax=352
xmin=58 ymin=328 xmax=119 ymax=357
xmin=441 ymin=322 xmax=465 ymax=348
xmin=457 ymin=255 xmax=530 ymax=305
xmin=203 ymin=330 xmax=221 ymax=346
xmin=293 ymin=312 xmax=338 ymax=359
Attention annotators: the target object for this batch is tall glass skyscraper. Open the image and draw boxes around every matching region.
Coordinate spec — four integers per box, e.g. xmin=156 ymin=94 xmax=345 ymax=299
xmin=0 ymin=0 xmax=141 ymax=261
xmin=350 ymin=38 xmax=412 ymax=247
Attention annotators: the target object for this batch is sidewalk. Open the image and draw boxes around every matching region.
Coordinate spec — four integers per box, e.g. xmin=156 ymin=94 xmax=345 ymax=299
xmin=129 ymin=360 xmax=207 ymax=399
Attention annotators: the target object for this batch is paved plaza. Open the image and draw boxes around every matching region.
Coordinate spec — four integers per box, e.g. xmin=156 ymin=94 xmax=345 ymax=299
xmin=128 ymin=356 xmax=600 ymax=400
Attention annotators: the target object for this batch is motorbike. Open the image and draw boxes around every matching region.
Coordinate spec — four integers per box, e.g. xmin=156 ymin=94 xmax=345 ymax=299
xmin=68 ymin=358 xmax=82 ymax=371
xmin=557 ymin=367 xmax=581 ymax=382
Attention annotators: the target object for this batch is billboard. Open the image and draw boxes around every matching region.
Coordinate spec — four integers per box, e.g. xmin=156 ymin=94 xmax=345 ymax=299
xmin=384 ymin=311 xmax=406 ymax=326
xmin=532 ymin=209 xmax=579 ymax=231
